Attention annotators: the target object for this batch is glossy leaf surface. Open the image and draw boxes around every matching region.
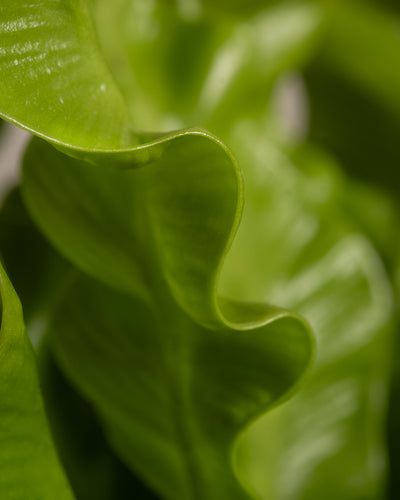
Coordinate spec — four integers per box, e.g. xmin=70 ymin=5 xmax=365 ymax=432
xmin=0 ymin=0 xmax=131 ymax=149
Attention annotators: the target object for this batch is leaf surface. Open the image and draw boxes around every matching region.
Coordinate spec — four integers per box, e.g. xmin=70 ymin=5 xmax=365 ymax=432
xmin=46 ymin=273 xmax=312 ymax=500
xmin=0 ymin=189 xmax=160 ymax=499
xmin=0 ymin=0 xmax=131 ymax=149
xmin=0 ymin=260 xmax=74 ymax=499
xmin=21 ymin=133 xmax=313 ymax=499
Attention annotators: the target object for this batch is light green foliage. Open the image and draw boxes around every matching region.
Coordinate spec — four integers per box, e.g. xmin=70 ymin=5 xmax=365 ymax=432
xmin=0 ymin=0 xmax=399 ymax=499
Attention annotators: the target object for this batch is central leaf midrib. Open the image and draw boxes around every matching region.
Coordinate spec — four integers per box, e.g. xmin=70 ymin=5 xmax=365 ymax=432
xmin=162 ymin=319 xmax=204 ymax=500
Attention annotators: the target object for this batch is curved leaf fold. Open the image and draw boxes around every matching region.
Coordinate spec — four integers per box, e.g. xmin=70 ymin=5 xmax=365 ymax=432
xmin=20 ymin=129 xmax=314 ymax=498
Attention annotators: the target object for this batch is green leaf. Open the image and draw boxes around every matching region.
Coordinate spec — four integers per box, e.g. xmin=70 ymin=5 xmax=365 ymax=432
xmin=22 ymin=133 xmax=308 ymax=331
xmin=0 ymin=0 xmax=131 ymax=149
xmin=21 ymin=131 xmax=237 ymax=318
xmin=0 ymin=259 xmax=74 ymax=499
xmin=21 ymin=137 xmax=313 ymax=498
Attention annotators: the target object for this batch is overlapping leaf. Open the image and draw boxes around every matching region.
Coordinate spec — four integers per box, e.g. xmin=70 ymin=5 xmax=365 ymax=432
xmin=0 ymin=260 xmax=73 ymax=499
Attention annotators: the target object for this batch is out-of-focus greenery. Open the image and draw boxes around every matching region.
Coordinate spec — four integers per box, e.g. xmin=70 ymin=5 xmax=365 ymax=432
xmin=0 ymin=0 xmax=399 ymax=499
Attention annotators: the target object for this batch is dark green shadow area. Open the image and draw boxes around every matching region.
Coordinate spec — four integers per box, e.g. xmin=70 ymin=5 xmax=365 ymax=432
xmin=38 ymin=343 xmax=160 ymax=500
xmin=386 ymin=331 xmax=400 ymax=500
xmin=0 ymin=188 xmax=67 ymax=322
xmin=305 ymin=64 xmax=400 ymax=197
